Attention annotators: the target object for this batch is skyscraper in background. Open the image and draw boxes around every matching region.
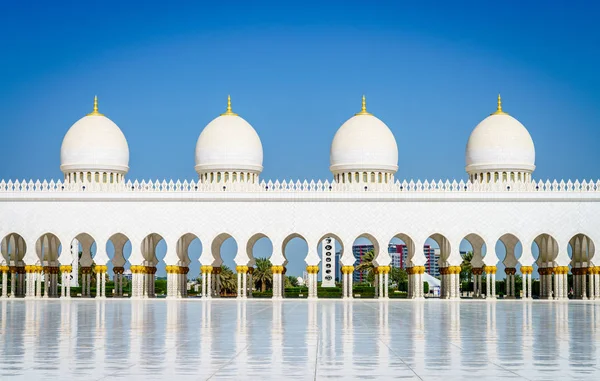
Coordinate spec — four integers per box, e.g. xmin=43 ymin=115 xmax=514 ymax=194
xmin=352 ymin=243 xmax=441 ymax=281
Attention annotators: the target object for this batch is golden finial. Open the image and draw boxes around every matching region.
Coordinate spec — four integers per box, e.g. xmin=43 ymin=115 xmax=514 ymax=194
xmin=87 ymin=95 xmax=104 ymax=116
xmin=220 ymin=95 xmax=238 ymax=116
xmin=492 ymin=93 xmax=507 ymax=115
xmin=355 ymin=94 xmax=372 ymax=116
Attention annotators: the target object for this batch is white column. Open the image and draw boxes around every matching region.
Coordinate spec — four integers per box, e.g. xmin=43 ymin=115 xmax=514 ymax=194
xmin=237 ymin=271 xmax=242 ymax=299
xmin=42 ymin=271 xmax=49 ymax=298
xmin=65 ymin=271 xmax=70 ymax=298
xmin=595 ymin=272 xmax=600 ymax=300
xmin=207 ymin=271 xmax=212 ymax=298
xmin=36 ymin=270 xmax=42 ymax=298
xmin=347 ymin=271 xmax=352 ymax=298
xmin=384 ymin=271 xmax=389 ymax=298
xmin=588 ymin=268 xmax=596 ymax=300
xmin=582 ymin=270 xmax=588 ymax=300
xmin=449 ymin=273 xmax=453 ymax=298
xmin=242 ymin=271 xmax=247 ymax=298
xmin=511 ymin=275 xmax=516 ymax=298
xmin=491 ymin=273 xmax=496 ymax=299
xmin=456 ymin=273 xmax=460 ymax=298
xmin=554 ymin=271 xmax=559 ymax=300
xmin=378 ymin=272 xmax=384 ymax=299
xmin=562 ymin=272 xmax=568 ymax=300
xmin=101 ymin=271 xmax=106 ymax=298
xmin=248 ymin=272 xmax=253 ymax=298
xmin=522 ymin=273 xmax=527 ymax=299
xmin=1 ymin=270 xmax=8 ymax=298
xmin=60 ymin=273 xmax=65 ymax=297
xmin=527 ymin=273 xmax=532 ymax=299
xmin=10 ymin=270 xmax=16 ymax=298
xmin=131 ymin=272 xmax=137 ymax=298
xmin=485 ymin=272 xmax=490 ymax=298
xmin=278 ymin=272 xmax=283 ymax=298
xmin=96 ymin=272 xmax=101 ymax=298
xmin=202 ymin=271 xmax=207 ymax=298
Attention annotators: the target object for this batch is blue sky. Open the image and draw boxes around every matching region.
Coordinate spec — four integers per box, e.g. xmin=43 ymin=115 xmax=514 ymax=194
xmin=1 ymin=1 xmax=598 ymax=278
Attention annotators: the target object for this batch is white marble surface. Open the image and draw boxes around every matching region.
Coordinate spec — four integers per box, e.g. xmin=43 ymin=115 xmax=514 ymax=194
xmin=1 ymin=299 xmax=599 ymax=380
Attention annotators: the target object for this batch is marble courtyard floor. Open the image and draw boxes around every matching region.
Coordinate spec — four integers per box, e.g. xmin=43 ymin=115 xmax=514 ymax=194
xmin=1 ymin=299 xmax=599 ymax=380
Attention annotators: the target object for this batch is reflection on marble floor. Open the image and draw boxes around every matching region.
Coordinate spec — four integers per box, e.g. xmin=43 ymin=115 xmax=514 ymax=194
xmin=1 ymin=300 xmax=600 ymax=380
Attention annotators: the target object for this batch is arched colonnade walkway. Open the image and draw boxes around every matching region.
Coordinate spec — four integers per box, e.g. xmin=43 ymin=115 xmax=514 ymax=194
xmin=1 ymin=230 xmax=598 ymax=301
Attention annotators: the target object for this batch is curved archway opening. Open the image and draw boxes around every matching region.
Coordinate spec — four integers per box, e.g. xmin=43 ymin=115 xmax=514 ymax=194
xmin=459 ymin=233 xmax=486 ymax=298
xmin=317 ymin=234 xmax=343 ymax=287
xmin=35 ymin=233 xmax=62 ymax=298
xmin=0 ymin=233 xmax=27 ymax=297
xmin=568 ymin=234 xmax=595 ymax=299
xmin=107 ymin=233 xmax=131 ymax=297
xmin=282 ymin=234 xmax=309 ymax=297
xmin=496 ymin=233 xmax=523 ymax=299
xmin=427 ymin=233 xmax=455 ymax=299
xmin=210 ymin=233 xmax=238 ymax=297
xmin=246 ymin=234 xmax=273 ymax=294
xmin=138 ymin=233 xmax=165 ymax=298
xmin=169 ymin=233 xmax=202 ymax=297
xmin=532 ymin=233 xmax=560 ymax=299
xmin=69 ymin=233 xmax=96 ymax=297
xmin=388 ymin=233 xmax=415 ymax=294
xmin=352 ymin=234 xmax=379 ymax=288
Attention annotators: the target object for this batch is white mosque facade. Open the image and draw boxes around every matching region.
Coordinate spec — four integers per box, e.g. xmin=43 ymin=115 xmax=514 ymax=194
xmin=1 ymin=95 xmax=599 ymax=301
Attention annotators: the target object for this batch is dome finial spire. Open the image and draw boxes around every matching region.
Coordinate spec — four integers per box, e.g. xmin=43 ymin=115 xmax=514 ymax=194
xmin=221 ymin=94 xmax=238 ymax=116
xmin=355 ymin=94 xmax=372 ymax=116
xmin=492 ymin=93 xmax=507 ymax=115
xmin=87 ymin=95 xmax=104 ymax=116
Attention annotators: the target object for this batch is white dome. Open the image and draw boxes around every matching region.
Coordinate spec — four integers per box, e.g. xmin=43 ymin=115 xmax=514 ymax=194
xmin=465 ymin=98 xmax=535 ymax=174
xmin=60 ymin=98 xmax=129 ymax=174
xmin=330 ymin=98 xmax=398 ymax=173
xmin=195 ymin=98 xmax=263 ymax=174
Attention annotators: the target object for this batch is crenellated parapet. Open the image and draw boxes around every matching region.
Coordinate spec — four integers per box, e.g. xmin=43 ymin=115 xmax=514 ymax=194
xmin=1 ymin=178 xmax=600 ymax=195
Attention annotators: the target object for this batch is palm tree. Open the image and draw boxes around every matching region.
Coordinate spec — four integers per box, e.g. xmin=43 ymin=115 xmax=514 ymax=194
xmin=218 ymin=265 xmax=237 ymax=296
xmin=253 ymin=257 xmax=273 ymax=292
xmin=460 ymin=251 xmax=473 ymax=283
xmin=354 ymin=249 xmax=375 ymax=283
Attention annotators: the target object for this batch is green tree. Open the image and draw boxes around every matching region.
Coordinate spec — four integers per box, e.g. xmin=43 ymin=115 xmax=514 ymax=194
xmin=285 ymin=275 xmax=298 ymax=288
xmin=389 ymin=267 xmax=407 ymax=288
xmin=253 ymin=257 xmax=273 ymax=292
xmin=460 ymin=251 xmax=473 ymax=283
xmin=355 ymin=250 xmax=375 ymax=283
xmin=218 ymin=265 xmax=237 ymax=295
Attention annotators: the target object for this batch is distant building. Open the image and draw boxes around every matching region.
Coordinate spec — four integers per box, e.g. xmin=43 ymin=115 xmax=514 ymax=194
xmin=426 ymin=247 xmax=441 ymax=277
xmin=352 ymin=243 xmax=441 ymax=280
xmin=352 ymin=245 xmax=372 ymax=282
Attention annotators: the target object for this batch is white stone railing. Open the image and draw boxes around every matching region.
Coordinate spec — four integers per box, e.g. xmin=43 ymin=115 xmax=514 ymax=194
xmin=0 ymin=178 xmax=599 ymax=193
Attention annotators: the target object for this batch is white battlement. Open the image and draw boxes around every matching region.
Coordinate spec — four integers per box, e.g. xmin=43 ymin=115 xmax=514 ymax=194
xmin=1 ymin=178 xmax=599 ymax=194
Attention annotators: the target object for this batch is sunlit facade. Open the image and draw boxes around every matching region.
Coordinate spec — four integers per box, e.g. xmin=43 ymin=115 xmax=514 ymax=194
xmin=1 ymin=95 xmax=599 ymax=301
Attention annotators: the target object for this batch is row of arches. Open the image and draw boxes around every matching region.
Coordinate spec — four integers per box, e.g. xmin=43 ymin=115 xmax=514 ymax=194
xmin=0 ymin=230 xmax=596 ymax=300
